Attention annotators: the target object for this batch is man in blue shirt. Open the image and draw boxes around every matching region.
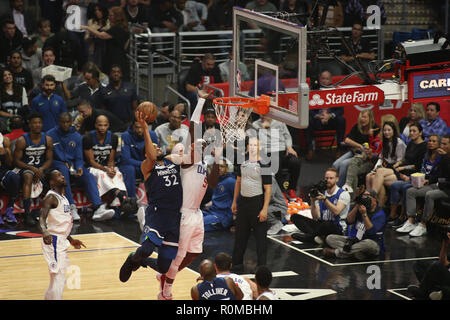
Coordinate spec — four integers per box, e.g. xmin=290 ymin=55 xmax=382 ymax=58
xmin=30 ymin=75 xmax=67 ymax=132
xmin=119 ymin=118 xmax=159 ymax=199
xmin=419 ymin=102 xmax=448 ymax=141
xmin=47 ymin=112 xmax=115 ymax=221
xmin=324 ymin=189 xmax=387 ymax=260
xmin=102 ymin=65 xmax=138 ymax=129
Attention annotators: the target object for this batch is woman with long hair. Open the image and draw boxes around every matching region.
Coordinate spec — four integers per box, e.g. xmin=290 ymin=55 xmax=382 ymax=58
xmin=399 ymin=103 xmax=425 ymax=144
xmin=0 ymin=69 xmax=28 ymax=121
xmin=387 ymin=122 xmax=427 ymax=225
xmin=366 ymin=121 xmax=406 ymax=205
xmin=332 ymin=109 xmax=379 ymax=187
xmin=85 ymin=3 xmax=111 ymax=66
xmin=81 ymin=6 xmax=129 ymax=78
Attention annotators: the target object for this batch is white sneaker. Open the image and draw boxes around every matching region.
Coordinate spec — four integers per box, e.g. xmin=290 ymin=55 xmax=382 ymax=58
xmin=92 ymin=204 xmax=115 ymax=221
xmin=70 ymin=204 xmax=80 ymax=221
xmin=137 ymin=206 xmax=145 ymax=231
xmin=409 ymin=223 xmax=427 ymax=237
xmin=396 ymin=220 xmax=417 ymax=233
xmin=342 ymin=184 xmax=353 ymax=194
xmin=267 ymin=221 xmax=283 ymax=235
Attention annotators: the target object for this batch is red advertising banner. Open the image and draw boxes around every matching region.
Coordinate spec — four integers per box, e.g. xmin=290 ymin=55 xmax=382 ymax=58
xmin=308 ymin=86 xmax=385 ymax=109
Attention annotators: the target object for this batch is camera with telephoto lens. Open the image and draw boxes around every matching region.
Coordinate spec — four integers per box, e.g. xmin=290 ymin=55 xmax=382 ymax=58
xmin=355 ymin=193 xmax=372 ymax=210
xmin=309 ymin=179 xmax=327 ymax=198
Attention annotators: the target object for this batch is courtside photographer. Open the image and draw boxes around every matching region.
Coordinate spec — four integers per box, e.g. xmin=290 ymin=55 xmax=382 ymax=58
xmin=324 ymin=190 xmax=387 ymax=260
xmin=291 ymin=168 xmax=350 ymax=244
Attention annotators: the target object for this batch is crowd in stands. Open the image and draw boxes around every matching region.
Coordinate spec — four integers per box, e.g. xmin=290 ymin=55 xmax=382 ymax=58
xmin=0 ymin=0 xmax=448 ymax=300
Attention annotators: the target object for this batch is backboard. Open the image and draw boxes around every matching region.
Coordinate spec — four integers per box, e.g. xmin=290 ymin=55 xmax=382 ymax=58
xmin=231 ymin=7 xmax=309 ymax=128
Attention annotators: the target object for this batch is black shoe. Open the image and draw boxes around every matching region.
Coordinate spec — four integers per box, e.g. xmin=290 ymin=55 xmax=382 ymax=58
xmin=292 ymin=233 xmax=314 ymax=243
xmin=119 ymin=252 xmax=140 ymax=282
xmin=24 ymin=213 xmax=36 ymax=227
xmin=407 ymin=285 xmax=425 ymax=300
xmin=121 ymin=197 xmax=138 ymax=217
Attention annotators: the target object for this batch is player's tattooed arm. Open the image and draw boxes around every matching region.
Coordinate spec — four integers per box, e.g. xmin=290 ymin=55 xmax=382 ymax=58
xmin=39 ymin=195 xmax=58 ymax=245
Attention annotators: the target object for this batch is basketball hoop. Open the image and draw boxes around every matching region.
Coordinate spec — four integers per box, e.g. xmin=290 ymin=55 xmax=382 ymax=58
xmin=212 ymin=95 xmax=270 ymax=144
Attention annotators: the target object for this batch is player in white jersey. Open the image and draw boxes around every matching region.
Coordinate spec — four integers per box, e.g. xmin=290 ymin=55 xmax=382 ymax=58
xmin=214 ymin=252 xmax=257 ymax=300
xmin=39 ymin=169 xmax=86 ymax=300
xmin=157 ymin=98 xmax=221 ymax=300
xmin=255 ymin=265 xmax=280 ymax=300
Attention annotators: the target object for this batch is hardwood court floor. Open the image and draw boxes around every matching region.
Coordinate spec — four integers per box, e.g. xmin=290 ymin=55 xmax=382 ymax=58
xmin=0 ymin=232 xmax=198 ymax=300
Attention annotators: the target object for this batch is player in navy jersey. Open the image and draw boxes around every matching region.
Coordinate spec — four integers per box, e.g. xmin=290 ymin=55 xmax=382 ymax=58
xmin=191 ymin=259 xmax=242 ymax=300
xmin=14 ymin=113 xmax=53 ymax=226
xmin=119 ymin=110 xmax=184 ymax=283
xmin=82 ymin=115 xmax=135 ymax=219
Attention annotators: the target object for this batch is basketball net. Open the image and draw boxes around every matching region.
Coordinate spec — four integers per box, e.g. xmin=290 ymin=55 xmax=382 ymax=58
xmin=212 ymin=95 xmax=270 ymax=144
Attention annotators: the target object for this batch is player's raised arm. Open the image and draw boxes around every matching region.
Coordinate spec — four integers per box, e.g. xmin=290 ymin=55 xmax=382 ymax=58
xmin=137 ymin=111 xmax=157 ymax=179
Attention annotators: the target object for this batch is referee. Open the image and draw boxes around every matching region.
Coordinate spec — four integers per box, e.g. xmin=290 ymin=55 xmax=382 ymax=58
xmin=231 ymin=136 xmax=272 ymax=273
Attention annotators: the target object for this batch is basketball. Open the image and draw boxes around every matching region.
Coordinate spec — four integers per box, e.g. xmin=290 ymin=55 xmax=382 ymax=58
xmin=137 ymin=101 xmax=158 ymax=123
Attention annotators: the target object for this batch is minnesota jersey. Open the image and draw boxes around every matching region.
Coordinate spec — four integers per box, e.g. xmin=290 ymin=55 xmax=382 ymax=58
xmin=22 ymin=133 xmax=47 ymax=168
xmin=84 ymin=130 xmax=116 ymax=166
xmin=216 ymin=273 xmax=253 ymax=300
xmin=145 ymin=158 xmax=183 ymax=210
xmin=45 ymin=190 xmax=73 ymax=238
xmin=197 ymin=277 xmax=236 ymax=300
xmin=181 ymin=161 xmax=208 ymax=210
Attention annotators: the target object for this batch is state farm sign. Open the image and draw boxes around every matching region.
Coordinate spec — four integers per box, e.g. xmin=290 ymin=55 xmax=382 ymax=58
xmin=309 ymin=86 xmax=385 ymax=109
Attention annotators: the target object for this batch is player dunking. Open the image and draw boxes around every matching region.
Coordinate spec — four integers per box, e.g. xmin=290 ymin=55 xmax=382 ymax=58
xmin=39 ymin=169 xmax=85 ymax=300
xmin=157 ymin=98 xmax=221 ymax=300
xmin=119 ymin=111 xmax=183 ymax=283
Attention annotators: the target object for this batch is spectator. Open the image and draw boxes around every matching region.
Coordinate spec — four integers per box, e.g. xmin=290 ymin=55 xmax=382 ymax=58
xmin=344 ymin=0 xmax=386 ymax=26
xmin=4 ymin=114 xmax=24 ymax=141
xmin=340 ymin=21 xmax=375 ymax=73
xmin=102 ymin=65 xmax=138 ymax=128
xmin=21 ymin=37 xmax=41 ymax=73
xmin=118 ymin=117 xmax=159 ymax=200
xmin=202 ymin=158 xmax=236 ymax=231
xmin=0 ymin=133 xmax=20 ymax=226
xmin=31 ymin=46 xmax=55 ymax=87
xmin=324 ymin=189 xmax=387 ymax=260
xmin=149 ymin=0 xmax=183 ymax=33
xmin=7 ymin=50 xmax=33 ymax=94
xmin=365 ymin=121 xmax=407 ymax=205
xmin=31 ymin=19 xmax=53 ymax=50
xmin=0 ymin=69 xmax=28 ymax=123
xmin=5 ymin=0 xmax=35 ymax=37
xmin=38 ymin=0 xmax=64 ymax=33
xmin=154 ymin=109 xmax=189 ymax=155
xmin=245 ymin=0 xmax=277 ymax=13
xmin=214 ymin=252 xmax=257 ymax=300
xmin=218 ymin=51 xmax=250 ymax=83
xmin=191 ymin=259 xmax=243 ymax=300
xmin=408 ymin=232 xmax=450 ymax=300
xmin=332 ymin=109 xmax=379 ymax=187
xmin=201 ymin=106 xmax=220 ymax=144
xmin=185 ymin=53 xmax=222 ymax=111
xmin=253 ymin=114 xmax=301 ymax=200
xmin=266 ymin=175 xmax=289 ymax=235
xmin=123 ymin=0 xmax=148 ymax=25
xmin=305 ymin=70 xmax=346 ymax=161
xmin=81 ymin=6 xmax=129 ymax=79
xmin=206 ymin=0 xmax=234 ymax=31
xmin=255 ymin=265 xmax=279 ymax=300
xmin=77 ymin=100 xmax=126 ymax=134
xmin=150 ymin=101 xmax=172 ymax=130
xmin=316 ymin=0 xmax=343 ymax=27
xmin=399 ymin=103 xmax=425 ymax=144
xmin=231 ymin=136 xmax=272 ymax=274
xmin=176 ymin=0 xmax=208 ymax=31
xmin=292 ymin=168 xmax=350 ymax=244
xmin=63 ymin=0 xmax=90 ymax=66
xmin=397 ymin=134 xmax=449 ymax=237
xmin=43 ymin=27 xmax=84 ymax=72
xmin=387 ymin=123 xmax=427 ymax=224
xmin=30 ymin=75 xmax=67 ymax=132
xmin=84 ymin=3 xmax=110 ymax=67
xmin=47 ymin=112 xmax=116 ymax=222
xmin=282 ymin=0 xmax=310 ymax=26
xmin=419 ymin=102 xmax=448 ymax=141
xmin=69 ymin=68 xmax=107 ymax=110
xmin=13 ymin=113 xmax=53 ymax=226
xmin=0 ymin=17 xmax=23 ymax=66
xmin=82 ymin=114 xmax=136 ymax=219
